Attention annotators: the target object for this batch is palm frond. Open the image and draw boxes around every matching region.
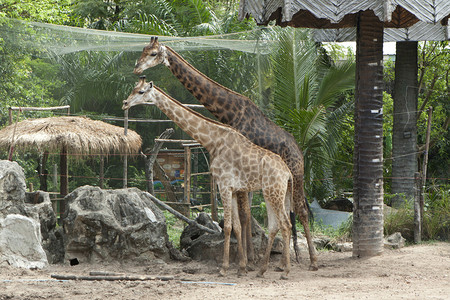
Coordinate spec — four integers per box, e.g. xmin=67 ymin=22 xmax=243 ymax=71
xmin=314 ymin=60 xmax=355 ymax=107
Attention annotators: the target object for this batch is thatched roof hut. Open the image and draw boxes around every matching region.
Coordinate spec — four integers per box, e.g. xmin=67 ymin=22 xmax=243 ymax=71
xmin=0 ymin=116 xmax=142 ymax=197
xmin=0 ymin=116 xmax=141 ymax=155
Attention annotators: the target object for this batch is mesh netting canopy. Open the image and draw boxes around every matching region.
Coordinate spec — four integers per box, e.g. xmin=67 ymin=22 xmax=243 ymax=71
xmin=2 ymin=18 xmax=275 ymax=57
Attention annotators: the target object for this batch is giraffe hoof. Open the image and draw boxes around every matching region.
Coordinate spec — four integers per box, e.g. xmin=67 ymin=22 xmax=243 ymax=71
xmin=309 ymin=264 xmax=319 ymax=271
xmin=237 ymin=270 xmax=247 ymax=277
xmin=275 ymin=266 xmax=285 ymax=272
xmin=219 ymin=269 xmax=227 ymax=277
xmin=246 ymin=264 xmax=255 ymax=272
xmin=280 ymin=274 xmax=289 ymax=280
xmin=256 ymin=271 xmax=265 ymax=278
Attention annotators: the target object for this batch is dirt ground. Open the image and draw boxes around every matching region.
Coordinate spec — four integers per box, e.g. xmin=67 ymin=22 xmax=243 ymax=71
xmin=1 ymin=242 xmax=449 ymax=300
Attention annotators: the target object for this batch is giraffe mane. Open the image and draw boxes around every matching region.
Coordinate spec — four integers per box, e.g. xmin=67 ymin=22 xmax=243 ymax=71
xmin=165 ymin=46 xmax=257 ymax=103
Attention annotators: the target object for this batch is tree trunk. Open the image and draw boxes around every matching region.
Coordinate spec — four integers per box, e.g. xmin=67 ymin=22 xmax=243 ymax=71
xmin=153 ymin=161 xmax=178 ymax=202
xmin=38 ymin=151 xmax=49 ymax=191
xmin=391 ymin=41 xmax=418 ymax=207
xmin=352 ymin=10 xmax=384 ymax=258
xmin=141 ymin=128 xmax=174 ymax=193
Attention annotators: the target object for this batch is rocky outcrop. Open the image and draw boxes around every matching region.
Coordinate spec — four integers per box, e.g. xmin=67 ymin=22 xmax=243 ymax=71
xmin=0 ymin=160 xmax=62 ymax=267
xmin=0 ymin=214 xmax=48 ymax=269
xmin=63 ymin=186 xmax=171 ymax=264
xmin=180 ymin=213 xmax=283 ymax=264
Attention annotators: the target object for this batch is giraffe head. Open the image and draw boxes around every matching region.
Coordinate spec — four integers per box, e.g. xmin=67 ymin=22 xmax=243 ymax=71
xmin=134 ymin=37 xmax=166 ymax=74
xmin=122 ymin=76 xmax=155 ymax=110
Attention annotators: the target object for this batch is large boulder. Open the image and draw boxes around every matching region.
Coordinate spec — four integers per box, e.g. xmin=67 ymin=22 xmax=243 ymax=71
xmin=180 ymin=213 xmax=283 ymax=264
xmin=0 ymin=160 xmax=62 ymax=265
xmin=0 ymin=214 xmax=48 ymax=269
xmin=24 ymin=191 xmax=65 ymax=264
xmin=63 ymin=186 xmax=171 ymax=264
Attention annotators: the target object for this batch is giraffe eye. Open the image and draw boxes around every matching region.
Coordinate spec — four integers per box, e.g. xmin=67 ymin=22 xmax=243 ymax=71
xmin=150 ymin=52 xmax=157 ymax=57
xmin=138 ymin=90 xmax=145 ymax=94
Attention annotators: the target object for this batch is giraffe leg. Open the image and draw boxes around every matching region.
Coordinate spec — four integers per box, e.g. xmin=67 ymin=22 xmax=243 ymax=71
xmin=219 ymin=189 xmax=232 ymax=277
xmin=247 ymin=192 xmax=255 ymax=263
xmin=290 ymin=211 xmax=301 ymax=263
xmin=232 ymin=194 xmax=247 ymax=277
xmin=297 ymin=203 xmax=318 ymax=271
xmin=293 ymin=176 xmax=318 ymax=271
xmin=279 ymin=212 xmax=291 ymax=280
xmin=257 ymin=200 xmax=278 ymax=278
xmin=238 ymin=191 xmax=255 ymax=265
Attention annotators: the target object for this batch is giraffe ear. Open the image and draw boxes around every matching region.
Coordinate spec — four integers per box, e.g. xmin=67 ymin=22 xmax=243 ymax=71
xmin=148 ymin=81 xmax=153 ymax=88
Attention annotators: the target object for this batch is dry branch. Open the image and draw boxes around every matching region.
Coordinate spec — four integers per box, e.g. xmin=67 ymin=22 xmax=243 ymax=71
xmin=51 ymin=274 xmax=174 ymax=281
xmin=144 ymin=192 xmax=218 ymax=235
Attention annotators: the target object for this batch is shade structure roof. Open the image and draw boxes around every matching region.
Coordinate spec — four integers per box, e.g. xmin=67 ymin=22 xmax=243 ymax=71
xmin=0 ymin=116 xmax=142 ymax=156
xmin=239 ymin=0 xmax=450 ymax=41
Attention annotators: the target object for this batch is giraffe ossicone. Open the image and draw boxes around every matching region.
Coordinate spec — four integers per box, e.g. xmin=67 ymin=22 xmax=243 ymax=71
xmin=124 ymin=77 xmax=294 ymax=279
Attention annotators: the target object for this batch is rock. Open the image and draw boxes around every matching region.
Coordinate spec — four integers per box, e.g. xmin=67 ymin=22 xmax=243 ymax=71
xmin=0 ymin=214 xmax=48 ymax=269
xmin=180 ymin=213 xmax=283 ymax=264
xmin=0 ymin=160 xmax=27 ymax=216
xmin=384 ymin=232 xmax=406 ymax=249
xmin=62 ymin=186 xmax=171 ymax=264
xmin=23 ymin=191 xmax=64 ymax=264
xmin=333 ymin=242 xmax=353 ymax=252
xmin=0 ymin=160 xmax=62 ymax=265
xmin=322 ymin=197 xmax=353 ymax=212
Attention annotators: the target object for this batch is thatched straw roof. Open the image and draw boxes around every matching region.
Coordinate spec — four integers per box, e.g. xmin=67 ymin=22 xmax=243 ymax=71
xmin=0 ymin=116 xmax=141 ymax=155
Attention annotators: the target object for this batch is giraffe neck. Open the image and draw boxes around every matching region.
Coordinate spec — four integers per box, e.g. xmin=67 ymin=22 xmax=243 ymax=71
xmin=165 ymin=47 xmax=258 ymax=125
xmin=152 ymin=87 xmax=227 ymax=153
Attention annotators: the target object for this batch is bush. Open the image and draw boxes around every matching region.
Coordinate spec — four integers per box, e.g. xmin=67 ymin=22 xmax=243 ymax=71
xmin=384 ymin=185 xmax=450 ymax=242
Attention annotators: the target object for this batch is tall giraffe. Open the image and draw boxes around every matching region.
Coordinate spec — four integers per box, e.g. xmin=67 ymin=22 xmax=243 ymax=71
xmin=123 ymin=77 xmax=293 ymax=279
xmin=134 ymin=37 xmax=317 ymax=270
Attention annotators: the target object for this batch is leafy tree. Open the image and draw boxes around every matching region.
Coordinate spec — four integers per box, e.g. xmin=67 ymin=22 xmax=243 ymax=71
xmin=268 ymin=28 xmax=355 ymax=198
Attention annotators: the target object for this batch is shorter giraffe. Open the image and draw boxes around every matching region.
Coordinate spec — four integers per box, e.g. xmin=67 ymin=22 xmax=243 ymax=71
xmin=123 ymin=77 xmax=293 ymax=279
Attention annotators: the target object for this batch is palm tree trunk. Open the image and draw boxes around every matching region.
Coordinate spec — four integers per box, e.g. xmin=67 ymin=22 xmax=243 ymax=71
xmin=391 ymin=41 xmax=418 ymax=207
xmin=352 ymin=10 xmax=384 ymax=258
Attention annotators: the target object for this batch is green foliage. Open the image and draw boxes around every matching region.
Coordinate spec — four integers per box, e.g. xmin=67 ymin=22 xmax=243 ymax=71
xmin=311 ymin=216 xmax=352 ymax=242
xmin=383 ymin=41 xmax=449 ymax=186
xmin=0 ymin=0 xmax=72 ymax=24
xmin=163 ymin=210 xmax=183 ymax=248
xmin=384 ymin=184 xmax=450 ymax=241
xmin=268 ymin=27 xmax=355 ymax=198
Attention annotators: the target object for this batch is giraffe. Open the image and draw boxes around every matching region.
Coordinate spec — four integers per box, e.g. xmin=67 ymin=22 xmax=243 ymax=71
xmin=123 ymin=77 xmax=293 ymax=279
xmin=134 ymin=37 xmax=318 ymax=270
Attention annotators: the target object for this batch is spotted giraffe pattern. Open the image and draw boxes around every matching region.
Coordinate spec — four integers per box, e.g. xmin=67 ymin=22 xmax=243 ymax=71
xmin=123 ymin=78 xmax=293 ymax=279
xmin=134 ymin=37 xmax=317 ymax=270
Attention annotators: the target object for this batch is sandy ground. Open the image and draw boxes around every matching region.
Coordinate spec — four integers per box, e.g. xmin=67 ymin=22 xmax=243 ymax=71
xmin=0 ymin=242 xmax=449 ymax=300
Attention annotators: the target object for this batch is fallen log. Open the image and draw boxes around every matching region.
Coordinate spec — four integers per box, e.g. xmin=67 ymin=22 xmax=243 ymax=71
xmin=51 ymin=274 xmax=174 ymax=281
xmin=143 ymin=192 xmax=218 ymax=235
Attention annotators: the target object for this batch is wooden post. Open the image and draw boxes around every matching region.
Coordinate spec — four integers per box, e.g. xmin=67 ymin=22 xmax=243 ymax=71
xmin=59 ymin=145 xmax=68 ymax=217
xmin=8 ymin=107 xmax=12 ymax=125
xmin=52 ymin=163 xmax=58 ymax=190
xmin=193 ymin=151 xmax=198 ymax=202
xmin=183 ymin=146 xmax=191 ymax=218
xmin=39 ymin=151 xmax=49 ymax=191
xmin=420 ymin=107 xmax=432 ymax=223
xmin=99 ymin=155 xmax=104 ymax=189
xmin=210 ymin=176 xmax=218 ymax=222
xmin=414 ymin=172 xmax=422 ymax=243
xmin=123 ymin=109 xmax=129 ymax=188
